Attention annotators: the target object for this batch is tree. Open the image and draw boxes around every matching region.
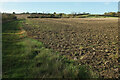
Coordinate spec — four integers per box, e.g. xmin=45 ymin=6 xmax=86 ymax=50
xmin=13 ymin=12 xmax=15 ymax=14
xmin=59 ymin=13 xmax=63 ymax=18
xmin=54 ymin=12 xmax=56 ymax=14
xmin=104 ymin=12 xmax=117 ymax=17
xmin=110 ymin=12 xmax=116 ymax=17
xmin=26 ymin=12 xmax=29 ymax=14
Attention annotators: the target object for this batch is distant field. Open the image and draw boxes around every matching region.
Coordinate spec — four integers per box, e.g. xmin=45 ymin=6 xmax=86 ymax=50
xmin=15 ymin=14 xmax=30 ymax=19
xmin=23 ymin=18 xmax=118 ymax=78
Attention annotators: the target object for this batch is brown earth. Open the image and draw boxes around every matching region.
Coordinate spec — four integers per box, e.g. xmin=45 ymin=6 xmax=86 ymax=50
xmin=23 ymin=18 xmax=119 ymax=78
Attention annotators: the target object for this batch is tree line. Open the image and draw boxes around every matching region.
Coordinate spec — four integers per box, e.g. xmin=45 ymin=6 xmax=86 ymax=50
xmin=2 ymin=12 xmax=119 ymax=20
xmin=25 ymin=12 xmax=119 ymax=18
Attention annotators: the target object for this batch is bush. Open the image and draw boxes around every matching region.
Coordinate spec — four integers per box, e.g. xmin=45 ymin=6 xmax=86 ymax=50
xmin=2 ymin=13 xmax=17 ymax=22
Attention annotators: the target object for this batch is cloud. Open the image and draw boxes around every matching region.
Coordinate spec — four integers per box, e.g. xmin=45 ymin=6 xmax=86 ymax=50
xmin=104 ymin=2 xmax=111 ymax=5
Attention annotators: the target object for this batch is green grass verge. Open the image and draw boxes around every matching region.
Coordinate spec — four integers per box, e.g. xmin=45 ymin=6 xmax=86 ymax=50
xmin=2 ymin=20 xmax=98 ymax=78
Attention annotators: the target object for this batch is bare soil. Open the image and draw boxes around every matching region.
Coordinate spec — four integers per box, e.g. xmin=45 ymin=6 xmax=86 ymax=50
xmin=23 ymin=18 xmax=118 ymax=78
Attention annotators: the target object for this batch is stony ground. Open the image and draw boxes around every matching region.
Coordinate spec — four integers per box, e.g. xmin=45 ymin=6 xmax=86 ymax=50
xmin=23 ymin=18 xmax=118 ymax=78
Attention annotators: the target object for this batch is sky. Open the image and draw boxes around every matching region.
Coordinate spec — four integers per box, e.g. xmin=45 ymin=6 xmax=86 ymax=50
xmin=0 ymin=2 xmax=118 ymax=14
xmin=0 ymin=0 xmax=119 ymax=2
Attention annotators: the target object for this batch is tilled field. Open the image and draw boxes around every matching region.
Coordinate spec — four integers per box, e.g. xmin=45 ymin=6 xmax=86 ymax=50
xmin=23 ymin=18 xmax=118 ymax=78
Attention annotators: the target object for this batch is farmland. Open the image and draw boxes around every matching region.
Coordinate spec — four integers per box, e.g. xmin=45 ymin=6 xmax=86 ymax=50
xmin=1 ymin=1 xmax=119 ymax=79
xmin=2 ymin=17 xmax=97 ymax=78
xmin=2 ymin=15 xmax=118 ymax=78
xmin=23 ymin=18 xmax=118 ymax=78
